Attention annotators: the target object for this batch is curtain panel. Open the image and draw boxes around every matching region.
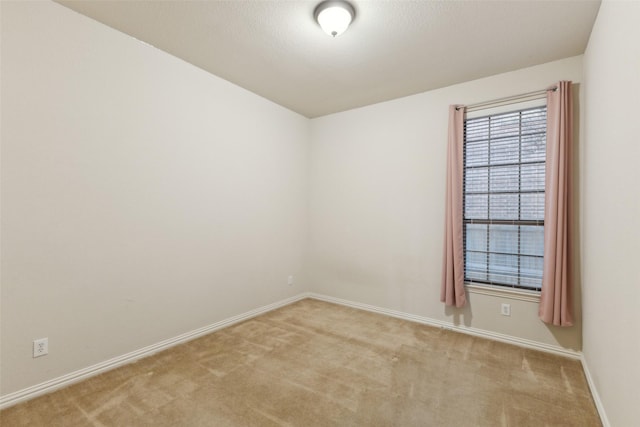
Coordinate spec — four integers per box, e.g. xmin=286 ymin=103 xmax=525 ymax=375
xmin=441 ymin=105 xmax=466 ymax=308
xmin=539 ymin=81 xmax=574 ymax=326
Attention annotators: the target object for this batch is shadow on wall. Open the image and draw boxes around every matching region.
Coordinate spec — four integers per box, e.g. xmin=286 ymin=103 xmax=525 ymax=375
xmin=444 ymin=298 xmax=473 ymax=328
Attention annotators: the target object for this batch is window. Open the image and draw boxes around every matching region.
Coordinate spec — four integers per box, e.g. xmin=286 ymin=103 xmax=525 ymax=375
xmin=463 ymin=106 xmax=546 ymax=291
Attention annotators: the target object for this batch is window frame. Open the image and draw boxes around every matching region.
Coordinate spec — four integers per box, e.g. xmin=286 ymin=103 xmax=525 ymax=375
xmin=462 ymin=104 xmax=547 ymax=293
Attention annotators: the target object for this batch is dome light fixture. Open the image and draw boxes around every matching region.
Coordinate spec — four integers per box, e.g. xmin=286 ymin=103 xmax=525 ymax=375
xmin=314 ymin=1 xmax=356 ymax=38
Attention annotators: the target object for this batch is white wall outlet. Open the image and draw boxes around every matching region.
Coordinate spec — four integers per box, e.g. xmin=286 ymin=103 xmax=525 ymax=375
xmin=33 ymin=338 xmax=48 ymax=358
xmin=501 ymin=303 xmax=511 ymax=316
xmin=287 ymin=275 xmax=294 ymax=286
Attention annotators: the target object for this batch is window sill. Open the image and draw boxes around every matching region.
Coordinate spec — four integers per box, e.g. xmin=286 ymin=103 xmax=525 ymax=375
xmin=465 ymin=283 xmax=541 ymax=303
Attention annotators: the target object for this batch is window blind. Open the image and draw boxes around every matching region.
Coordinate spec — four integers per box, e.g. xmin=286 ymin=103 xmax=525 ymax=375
xmin=463 ymin=106 xmax=546 ymax=291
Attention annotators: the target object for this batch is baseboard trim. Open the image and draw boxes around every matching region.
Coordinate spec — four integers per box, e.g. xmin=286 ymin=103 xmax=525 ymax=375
xmin=0 ymin=293 xmax=309 ymax=410
xmin=307 ymin=293 xmax=581 ymax=359
xmin=580 ymin=355 xmax=610 ymax=427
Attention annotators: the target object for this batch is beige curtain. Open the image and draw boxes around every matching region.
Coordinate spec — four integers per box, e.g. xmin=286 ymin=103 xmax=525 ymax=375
xmin=539 ymin=81 xmax=574 ymax=326
xmin=441 ymin=105 xmax=466 ymax=308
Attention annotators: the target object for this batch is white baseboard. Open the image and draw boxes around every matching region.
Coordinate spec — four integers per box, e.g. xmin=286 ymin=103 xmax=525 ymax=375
xmin=580 ymin=355 xmax=610 ymax=427
xmin=0 ymin=293 xmax=309 ymax=410
xmin=307 ymin=293 xmax=581 ymax=359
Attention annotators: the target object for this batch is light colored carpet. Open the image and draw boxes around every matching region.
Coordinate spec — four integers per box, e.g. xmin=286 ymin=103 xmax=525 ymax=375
xmin=1 ymin=299 xmax=600 ymax=426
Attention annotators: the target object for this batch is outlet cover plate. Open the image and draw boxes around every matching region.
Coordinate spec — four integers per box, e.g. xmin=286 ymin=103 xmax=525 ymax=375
xmin=33 ymin=338 xmax=48 ymax=358
xmin=501 ymin=303 xmax=511 ymax=316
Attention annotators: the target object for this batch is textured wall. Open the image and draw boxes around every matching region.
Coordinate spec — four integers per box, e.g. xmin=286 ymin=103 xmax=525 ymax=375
xmin=582 ymin=1 xmax=640 ymax=425
xmin=1 ymin=1 xmax=308 ymax=395
xmin=308 ymin=56 xmax=584 ymax=351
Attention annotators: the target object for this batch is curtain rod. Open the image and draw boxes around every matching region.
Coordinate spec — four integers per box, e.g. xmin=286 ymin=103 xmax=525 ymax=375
xmin=456 ymin=86 xmax=557 ymax=112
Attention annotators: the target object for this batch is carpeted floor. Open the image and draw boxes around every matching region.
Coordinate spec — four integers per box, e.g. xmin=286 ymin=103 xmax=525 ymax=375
xmin=1 ymin=299 xmax=600 ymax=426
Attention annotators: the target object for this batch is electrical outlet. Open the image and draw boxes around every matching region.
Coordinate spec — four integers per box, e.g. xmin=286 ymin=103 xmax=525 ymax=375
xmin=501 ymin=303 xmax=511 ymax=316
xmin=288 ymin=275 xmax=294 ymax=286
xmin=33 ymin=338 xmax=48 ymax=358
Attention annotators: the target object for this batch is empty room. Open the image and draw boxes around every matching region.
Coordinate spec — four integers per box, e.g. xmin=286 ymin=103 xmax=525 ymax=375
xmin=1 ymin=0 xmax=638 ymax=426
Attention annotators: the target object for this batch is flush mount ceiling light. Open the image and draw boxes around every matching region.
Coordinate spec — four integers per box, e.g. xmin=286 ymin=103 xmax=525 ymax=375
xmin=314 ymin=1 xmax=356 ymax=38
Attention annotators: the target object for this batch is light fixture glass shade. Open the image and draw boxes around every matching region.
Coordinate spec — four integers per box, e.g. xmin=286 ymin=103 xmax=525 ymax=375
xmin=315 ymin=1 xmax=355 ymax=37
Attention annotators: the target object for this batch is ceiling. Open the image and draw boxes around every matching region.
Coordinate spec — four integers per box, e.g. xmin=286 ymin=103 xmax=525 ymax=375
xmin=55 ymin=0 xmax=601 ymax=118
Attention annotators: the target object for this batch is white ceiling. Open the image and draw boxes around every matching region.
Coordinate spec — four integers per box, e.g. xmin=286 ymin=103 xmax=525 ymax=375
xmin=55 ymin=0 xmax=600 ymax=118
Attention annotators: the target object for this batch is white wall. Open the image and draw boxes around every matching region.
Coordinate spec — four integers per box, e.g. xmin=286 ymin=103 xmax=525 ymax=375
xmin=582 ymin=1 xmax=640 ymax=425
xmin=309 ymin=56 xmax=583 ymax=351
xmin=1 ymin=1 xmax=308 ymax=395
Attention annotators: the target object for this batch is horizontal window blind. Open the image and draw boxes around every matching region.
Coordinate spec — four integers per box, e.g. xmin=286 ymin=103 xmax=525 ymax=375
xmin=463 ymin=106 xmax=546 ymax=291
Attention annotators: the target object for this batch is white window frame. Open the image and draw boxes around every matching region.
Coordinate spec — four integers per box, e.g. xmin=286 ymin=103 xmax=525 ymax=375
xmin=463 ymin=99 xmax=547 ymax=299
